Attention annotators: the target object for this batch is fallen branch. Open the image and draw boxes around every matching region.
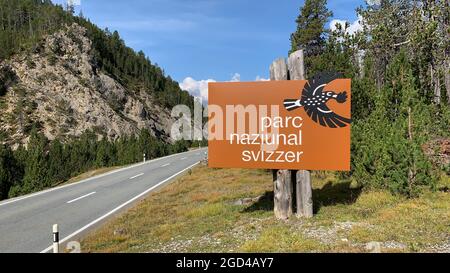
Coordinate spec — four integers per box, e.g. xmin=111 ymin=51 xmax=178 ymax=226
xmin=393 ymin=40 xmax=411 ymax=47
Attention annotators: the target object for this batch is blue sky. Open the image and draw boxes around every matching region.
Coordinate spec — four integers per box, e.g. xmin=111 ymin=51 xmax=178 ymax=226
xmin=52 ymin=0 xmax=365 ymax=99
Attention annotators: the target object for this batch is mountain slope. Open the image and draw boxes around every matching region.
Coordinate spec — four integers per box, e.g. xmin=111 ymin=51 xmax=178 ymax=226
xmin=0 ymin=1 xmax=194 ymax=147
xmin=1 ymin=23 xmax=174 ymax=147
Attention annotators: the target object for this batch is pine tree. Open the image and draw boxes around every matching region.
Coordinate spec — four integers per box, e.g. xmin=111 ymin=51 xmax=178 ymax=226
xmin=48 ymin=139 xmax=67 ymax=183
xmin=289 ymin=0 xmax=332 ymax=60
xmin=96 ymin=138 xmax=117 ymax=167
xmin=138 ymin=129 xmax=157 ymax=160
xmin=21 ymin=129 xmax=49 ymax=194
xmin=0 ymin=145 xmax=17 ymax=199
xmin=352 ymin=51 xmax=438 ymax=196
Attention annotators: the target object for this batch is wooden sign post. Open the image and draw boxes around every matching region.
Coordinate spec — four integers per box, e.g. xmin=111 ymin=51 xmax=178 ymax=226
xmin=208 ymin=49 xmax=351 ymax=220
xmin=270 ymin=50 xmax=312 ymax=219
xmin=289 ymin=50 xmax=313 ymax=218
xmin=270 ymin=57 xmax=294 ymax=220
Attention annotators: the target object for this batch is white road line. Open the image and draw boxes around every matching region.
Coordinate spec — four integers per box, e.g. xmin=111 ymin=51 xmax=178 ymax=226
xmin=40 ymin=161 xmax=200 ymax=253
xmin=180 ymin=157 xmax=187 ymax=160
xmin=0 ymin=148 xmax=206 ymax=207
xmin=66 ymin=192 xmax=96 ymax=204
xmin=161 ymin=163 xmax=171 ymax=167
xmin=129 ymin=173 xmax=144 ymax=180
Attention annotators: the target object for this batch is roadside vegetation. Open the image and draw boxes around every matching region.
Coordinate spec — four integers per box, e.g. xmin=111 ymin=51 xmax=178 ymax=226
xmin=0 ymin=128 xmax=191 ymax=201
xmin=81 ymin=165 xmax=449 ymax=253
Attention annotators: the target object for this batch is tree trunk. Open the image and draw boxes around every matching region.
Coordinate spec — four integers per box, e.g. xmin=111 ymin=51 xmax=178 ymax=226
xmin=28 ymin=12 xmax=33 ymax=37
xmin=269 ymin=51 xmax=314 ymax=219
xmin=270 ymin=57 xmax=293 ymax=220
xmin=296 ymin=170 xmax=313 ymax=217
xmin=1 ymin=8 xmax=4 ymax=31
xmin=288 ymin=49 xmax=313 ymax=218
xmin=270 ymin=58 xmax=288 ymax=81
xmin=431 ymin=64 xmax=441 ymax=105
xmin=445 ymin=60 xmax=450 ymax=105
xmin=356 ymin=50 xmax=365 ymax=79
xmin=287 ymin=50 xmax=306 ymax=80
xmin=273 ymin=170 xmax=293 ymax=219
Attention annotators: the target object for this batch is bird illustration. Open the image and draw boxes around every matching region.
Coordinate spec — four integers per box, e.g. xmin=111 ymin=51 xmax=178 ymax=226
xmin=283 ymin=73 xmax=351 ymax=128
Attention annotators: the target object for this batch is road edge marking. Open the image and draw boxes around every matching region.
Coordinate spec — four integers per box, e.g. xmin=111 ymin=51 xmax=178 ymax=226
xmin=40 ymin=161 xmax=200 ymax=253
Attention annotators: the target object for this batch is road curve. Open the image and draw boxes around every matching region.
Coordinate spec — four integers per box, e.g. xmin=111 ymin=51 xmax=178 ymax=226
xmin=0 ymin=148 xmax=207 ymax=253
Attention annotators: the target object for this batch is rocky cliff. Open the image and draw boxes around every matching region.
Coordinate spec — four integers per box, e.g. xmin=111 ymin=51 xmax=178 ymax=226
xmin=0 ymin=23 xmax=175 ymax=148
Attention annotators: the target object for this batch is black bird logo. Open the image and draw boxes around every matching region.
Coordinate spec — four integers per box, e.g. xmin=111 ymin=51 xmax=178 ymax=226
xmin=283 ymin=73 xmax=351 ymax=128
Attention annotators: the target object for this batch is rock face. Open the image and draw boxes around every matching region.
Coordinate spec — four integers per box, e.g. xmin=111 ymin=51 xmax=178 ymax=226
xmin=0 ymin=24 xmax=175 ymax=148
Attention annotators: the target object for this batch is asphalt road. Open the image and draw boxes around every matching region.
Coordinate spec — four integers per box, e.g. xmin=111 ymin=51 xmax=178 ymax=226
xmin=0 ymin=148 xmax=207 ymax=253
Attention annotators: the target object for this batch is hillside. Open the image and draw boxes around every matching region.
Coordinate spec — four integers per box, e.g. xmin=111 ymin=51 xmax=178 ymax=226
xmin=0 ymin=23 xmax=174 ymax=147
xmin=0 ymin=0 xmax=194 ymax=147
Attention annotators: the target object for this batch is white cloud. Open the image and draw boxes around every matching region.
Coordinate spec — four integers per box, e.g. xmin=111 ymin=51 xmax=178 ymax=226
xmin=180 ymin=73 xmax=273 ymax=102
xmin=67 ymin=0 xmax=81 ymax=6
xmin=179 ymin=72 xmax=245 ymax=102
xmin=330 ymin=15 xmax=363 ymax=36
xmin=255 ymin=75 xmax=269 ymax=81
xmin=367 ymin=0 xmax=381 ymax=6
xmin=230 ymin=73 xmax=241 ymax=82
xmin=179 ymin=77 xmax=216 ymax=102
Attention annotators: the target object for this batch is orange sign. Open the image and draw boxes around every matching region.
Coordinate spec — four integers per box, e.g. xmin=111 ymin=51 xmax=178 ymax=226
xmin=208 ymin=78 xmax=351 ymax=171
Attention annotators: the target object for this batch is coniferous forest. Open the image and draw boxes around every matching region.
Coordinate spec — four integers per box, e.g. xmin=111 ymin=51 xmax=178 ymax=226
xmin=0 ymin=128 xmax=192 ymax=200
xmin=0 ymin=0 xmax=194 ymax=109
xmin=290 ymin=0 xmax=449 ymax=196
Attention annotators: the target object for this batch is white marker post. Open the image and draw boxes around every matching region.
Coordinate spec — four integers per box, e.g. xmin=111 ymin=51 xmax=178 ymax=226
xmin=143 ymin=153 xmax=146 ymax=163
xmin=53 ymin=224 xmax=59 ymax=253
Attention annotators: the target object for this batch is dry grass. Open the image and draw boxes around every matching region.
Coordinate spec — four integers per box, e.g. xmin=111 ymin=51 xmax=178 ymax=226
xmin=58 ymin=166 xmax=123 ymax=186
xmin=81 ymin=165 xmax=450 ymax=253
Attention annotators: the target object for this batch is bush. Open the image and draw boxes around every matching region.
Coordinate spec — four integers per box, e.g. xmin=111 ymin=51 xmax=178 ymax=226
xmin=351 ymin=52 xmax=440 ymax=196
xmin=0 ymin=65 xmax=17 ymax=96
xmin=352 ymin=114 xmax=437 ymax=197
xmin=26 ymin=58 xmax=36 ymax=69
xmin=0 ymin=145 xmax=20 ymax=199
xmin=47 ymin=53 xmax=57 ymax=65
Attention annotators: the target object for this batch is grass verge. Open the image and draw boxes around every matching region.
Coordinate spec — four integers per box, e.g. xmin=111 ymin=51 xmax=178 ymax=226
xmin=81 ymin=165 xmax=450 ymax=253
xmin=58 ymin=166 xmax=123 ymax=186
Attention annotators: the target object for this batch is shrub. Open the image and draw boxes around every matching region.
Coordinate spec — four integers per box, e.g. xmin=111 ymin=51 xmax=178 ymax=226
xmin=0 ymin=65 xmax=17 ymax=96
xmin=351 ymin=52 xmax=440 ymax=196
